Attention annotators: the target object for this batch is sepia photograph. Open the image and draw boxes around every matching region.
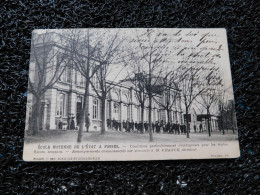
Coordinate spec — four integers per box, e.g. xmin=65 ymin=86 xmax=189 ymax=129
xmin=23 ymin=28 xmax=240 ymax=161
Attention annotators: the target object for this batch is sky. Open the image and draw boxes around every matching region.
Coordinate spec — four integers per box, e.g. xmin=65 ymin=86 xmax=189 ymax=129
xmin=32 ymin=28 xmax=235 ymax=101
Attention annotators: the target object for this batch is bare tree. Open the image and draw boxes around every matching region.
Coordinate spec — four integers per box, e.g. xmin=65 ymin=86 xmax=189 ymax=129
xmin=153 ymin=71 xmax=180 ymax=124
xmin=178 ymin=64 xmax=206 ymax=138
xmin=89 ymin=30 xmax=125 ymax=134
xmin=226 ymin=100 xmax=236 ymax=134
xmin=124 ymin=29 xmax=172 ymax=141
xmin=64 ymin=29 xmax=105 ymax=142
xmin=124 ymin=67 xmax=147 ymax=134
xmin=196 ymin=72 xmax=223 ymax=136
xmin=28 ymin=30 xmax=69 ymax=135
xmin=217 ymin=88 xmax=236 ymax=134
xmin=218 ymin=90 xmax=227 ymax=134
xmin=122 ymin=46 xmax=150 ymax=133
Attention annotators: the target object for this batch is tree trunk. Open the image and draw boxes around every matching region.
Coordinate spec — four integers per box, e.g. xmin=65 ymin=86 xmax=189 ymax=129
xmin=148 ymin=95 xmax=153 ymax=142
xmin=221 ymin=111 xmax=225 ymax=135
xmin=141 ymin=104 xmax=144 ymax=134
xmin=101 ymin=96 xmax=106 ymax=134
xmin=77 ymin=78 xmax=90 ymax=143
xmin=32 ymin=98 xmax=41 ymax=136
xmin=207 ymin=108 xmax=211 ymax=137
xmin=167 ymin=109 xmax=171 ymax=123
xmin=225 ymin=113 xmax=228 ymax=131
xmin=186 ymin=107 xmax=189 ymax=138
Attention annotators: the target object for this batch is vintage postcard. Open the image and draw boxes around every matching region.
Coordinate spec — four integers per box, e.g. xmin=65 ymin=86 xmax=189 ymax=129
xmin=23 ymin=28 xmax=240 ymax=161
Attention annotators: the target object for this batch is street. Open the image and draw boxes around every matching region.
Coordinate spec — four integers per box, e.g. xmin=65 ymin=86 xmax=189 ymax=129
xmin=25 ymin=129 xmax=238 ymax=143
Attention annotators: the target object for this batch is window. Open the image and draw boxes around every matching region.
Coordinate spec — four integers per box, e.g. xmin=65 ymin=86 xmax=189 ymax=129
xmin=61 ymin=67 xmax=67 ymax=82
xmin=77 ymin=72 xmax=82 ymax=86
xmin=66 ymin=67 xmax=71 ymax=83
xmin=57 ymin=54 xmax=65 ymax=82
xmin=95 ymin=76 xmax=99 ymax=89
xmin=93 ymin=99 xmax=98 ymax=119
xmin=92 ymin=75 xmax=99 ymax=89
xmin=56 ymin=93 xmax=65 ymax=116
xmin=74 ymin=70 xmax=77 ymax=84
xmin=92 ymin=76 xmax=95 ymax=86
xmin=113 ymin=103 xmax=119 ymax=113
xmin=175 ymin=96 xmax=178 ymax=108
xmin=80 ymin=74 xmax=84 ymax=86
xmin=74 ymin=70 xmax=82 ymax=85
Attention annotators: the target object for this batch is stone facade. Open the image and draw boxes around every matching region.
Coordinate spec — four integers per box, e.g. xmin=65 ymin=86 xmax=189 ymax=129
xmin=26 ymin=31 xmax=219 ymax=132
xmin=26 ymin=69 xmax=183 ymax=131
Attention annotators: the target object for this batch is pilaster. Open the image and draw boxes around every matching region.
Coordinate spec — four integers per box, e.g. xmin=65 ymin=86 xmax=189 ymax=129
xmin=42 ymin=100 xmax=49 ymax=130
xmin=46 ymin=88 xmax=57 ymax=129
xmin=68 ymin=91 xmax=77 ymax=121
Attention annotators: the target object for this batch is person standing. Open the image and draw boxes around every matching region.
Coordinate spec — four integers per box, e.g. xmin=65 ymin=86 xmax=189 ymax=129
xmin=199 ymin=123 xmax=203 ymax=133
xmin=144 ymin=121 xmax=148 ymax=133
xmin=170 ymin=123 xmax=174 ymax=134
xmin=130 ymin=120 xmax=134 ymax=132
xmin=126 ymin=120 xmax=130 ymax=132
xmin=85 ymin=113 xmax=90 ymax=132
xmin=70 ymin=117 xmax=75 ymax=130
xmin=166 ymin=122 xmax=170 ymax=133
xmin=177 ymin=123 xmax=180 ymax=135
xmin=155 ymin=121 xmax=160 ymax=133
xmin=135 ymin=122 xmax=138 ymax=132
xmin=67 ymin=115 xmax=71 ymax=130
xmin=152 ymin=122 xmax=155 ymax=133
xmin=107 ymin=118 xmax=110 ymax=129
xmin=58 ymin=117 xmax=63 ymax=130
xmin=112 ymin=119 xmax=116 ymax=131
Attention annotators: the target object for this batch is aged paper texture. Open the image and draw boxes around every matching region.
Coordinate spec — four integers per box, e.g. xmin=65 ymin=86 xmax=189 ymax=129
xmin=23 ymin=28 xmax=240 ymax=161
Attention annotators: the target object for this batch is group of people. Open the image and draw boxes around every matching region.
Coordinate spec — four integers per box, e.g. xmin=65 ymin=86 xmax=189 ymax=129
xmin=58 ymin=114 xmax=91 ymax=131
xmin=58 ymin=115 xmax=204 ymax=134
xmin=107 ymin=119 xmax=190 ymax=135
xmin=58 ymin=116 xmax=76 ymax=130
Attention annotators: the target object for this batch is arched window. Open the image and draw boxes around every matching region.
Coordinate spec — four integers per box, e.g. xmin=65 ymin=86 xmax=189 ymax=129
xmin=93 ymin=99 xmax=98 ymax=119
xmin=133 ymin=94 xmax=138 ymax=104
xmin=95 ymin=76 xmax=99 ymax=89
xmin=111 ymin=91 xmax=119 ymax=102
xmin=122 ymin=94 xmax=128 ymax=103
xmin=92 ymin=76 xmax=96 ymax=87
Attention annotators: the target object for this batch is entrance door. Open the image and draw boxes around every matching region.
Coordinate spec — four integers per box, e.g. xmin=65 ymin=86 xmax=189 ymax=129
xmin=113 ymin=102 xmax=119 ymax=121
xmin=122 ymin=104 xmax=128 ymax=121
